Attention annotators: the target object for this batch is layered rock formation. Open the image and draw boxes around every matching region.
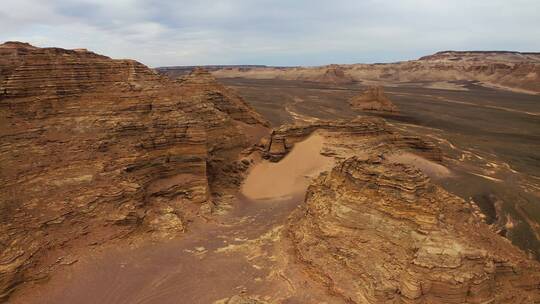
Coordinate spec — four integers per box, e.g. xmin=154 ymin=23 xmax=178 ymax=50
xmin=310 ymin=64 xmax=355 ymax=85
xmin=348 ymin=86 xmax=399 ymax=112
xmin=173 ymin=67 xmax=270 ymax=194
xmin=176 ymin=68 xmax=269 ymax=126
xmin=207 ymin=51 xmax=540 ymax=94
xmin=289 ymin=155 xmax=540 ymax=303
xmin=259 ymin=118 xmax=441 ymax=162
xmin=0 ymin=42 xmax=268 ymax=299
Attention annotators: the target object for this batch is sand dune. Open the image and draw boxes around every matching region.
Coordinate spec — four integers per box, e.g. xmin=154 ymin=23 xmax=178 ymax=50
xmin=241 ymin=132 xmax=334 ymax=200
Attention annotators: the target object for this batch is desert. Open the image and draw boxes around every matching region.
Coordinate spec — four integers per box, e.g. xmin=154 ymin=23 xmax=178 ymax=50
xmin=1 ymin=1 xmax=540 ymax=303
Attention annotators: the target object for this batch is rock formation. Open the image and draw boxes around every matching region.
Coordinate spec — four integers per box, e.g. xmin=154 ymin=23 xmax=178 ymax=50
xmin=348 ymin=86 xmax=399 ymax=112
xmin=206 ymin=51 xmax=540 ymax=94
xmin=176 ymin=67 xmax=269 ymax=126
xmin=310 ymin=64 xmax=355 ymax=85
xmin=0 ymin=42 xmax=268 ymax=300
xmin=289 ymin=155 xmax=540 ymax=303
xmin=259 ymin=118 xmax=441 ymax=162
xmin=173 ymin=67 xmax=270 ymax=194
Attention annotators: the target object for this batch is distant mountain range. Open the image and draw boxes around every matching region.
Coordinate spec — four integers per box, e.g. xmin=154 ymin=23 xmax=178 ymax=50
xmin=157 ymin=51 xmax=540 ymax=94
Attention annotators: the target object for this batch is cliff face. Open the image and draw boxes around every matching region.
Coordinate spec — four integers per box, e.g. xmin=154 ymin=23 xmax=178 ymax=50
xmin=176 ymin=67 xmax=269 ymax=127
xmin=174 ymin=67 xmax=271 ymax=193
xmin=260 ymin=118 xmax=441 ymax=163
xmin=0 ymin=42 xmax=267 ymax=299
xmin=289 ymin=155 xmax=540 ymax=303
xmin=207 ymin=50 xmax=540 ymax=94
xmin=348 ymin=86 xmax=399 ymax=112
xmin=347 ymin=51 xmax=540 ymax=93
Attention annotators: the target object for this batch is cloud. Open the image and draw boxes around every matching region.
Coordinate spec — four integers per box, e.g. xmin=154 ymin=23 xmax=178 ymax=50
xmin=1 ymin=0 xmax=539 ymax=67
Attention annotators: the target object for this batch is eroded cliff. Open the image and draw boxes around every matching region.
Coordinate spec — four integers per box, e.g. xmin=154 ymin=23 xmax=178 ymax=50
xmin=0 ymin=42 xmax=268 ymax=299
xmin=259 ymin=118 xmax=441 ymax=163
xmin=208 ymin=51 xmax=540 ymax=94
xmin=289 ymin=155 xmax=540 ymax=303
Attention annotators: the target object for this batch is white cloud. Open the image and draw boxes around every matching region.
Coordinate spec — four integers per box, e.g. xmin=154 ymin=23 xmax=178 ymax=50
xmin=1 ymin=0 xmax=539 ymax=67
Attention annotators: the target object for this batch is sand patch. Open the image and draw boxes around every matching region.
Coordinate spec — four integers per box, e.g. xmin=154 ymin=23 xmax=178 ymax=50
xmin=241 ymin=132 xmax=334 ymax=200
xmin=387 ymin=152 xmax=451 ymax=179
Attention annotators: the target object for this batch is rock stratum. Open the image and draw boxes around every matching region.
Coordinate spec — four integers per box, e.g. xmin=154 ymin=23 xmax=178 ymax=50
xmin=289 ymin=154 xmax=540 ymax=303
xmin=202 ymin=50 xmax=540 ymax=94
xmin=258 ymin=118 xmax=441 ymax=163
xmin=0 ymin=41 xmax=268 ymax=300
xmin=348 ymin=86 xmax=399 ymax=112
xmin=239 ymin=119 xmax=539 ymax=303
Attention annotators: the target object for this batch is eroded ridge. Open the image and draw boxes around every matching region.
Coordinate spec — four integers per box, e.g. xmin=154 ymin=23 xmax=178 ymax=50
xmin=258 ymin=118 xmax=442 ymax=163
xmin=289 ymin=155 xmax=540 ymax=303
xmin=0 ymin=42 xmax=268 ymax=300
xmin=177 ymin=68 xmax=269 ymax=127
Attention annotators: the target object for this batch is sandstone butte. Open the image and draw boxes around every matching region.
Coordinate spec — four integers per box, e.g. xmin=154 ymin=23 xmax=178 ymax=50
xmin=310 ymin=64 xmax=356 ymax=85
xmin=1 ymin=41 xmax=539 ymax=303
xmin=348 ymin=86 xmax=399 ymax=112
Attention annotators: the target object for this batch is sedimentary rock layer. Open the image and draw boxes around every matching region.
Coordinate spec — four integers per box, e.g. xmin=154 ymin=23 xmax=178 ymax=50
xmin=289 ymin=155 xmax=540 ymax=303
xmin=208 ymin=51 xmax=540 ymax=94
xmin=177 ymin=68 xmax=269 ymax=126
xmin=260 ymin=118 xmax=441 ymax=162
xmin=0 ymin=42 xmax=267 ymax=299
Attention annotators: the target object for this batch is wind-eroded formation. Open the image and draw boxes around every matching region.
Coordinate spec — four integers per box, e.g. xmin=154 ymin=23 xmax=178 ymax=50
xmin=348 ymin=86 xmax=399 ymax=112
xmin=251 ymin=121 xmax=540 ymax=303
xmin=290 ymin=155 xmax=540 ymax=303
xmin=1 ymin=42 xmax=539 ymax=303
xmin=0 ymin=41 xmax=268 ymax=300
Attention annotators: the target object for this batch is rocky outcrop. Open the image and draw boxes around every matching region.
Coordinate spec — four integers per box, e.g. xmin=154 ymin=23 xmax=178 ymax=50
xmin=349 ymin=86 xmax=399 ymax=112
xmin=0 ymin=42 xmax=268 ymax=300
xmin=0 ymin=41 xmax=162 ymax=98
xmin=259 ymin=118 xmax=441 ymax=162
xmin=177 ymin=68 xmax=269 ymax=126
xmin=289 ymin=155 xmax=540 ymax=303
xmin=310 ymin=64 xmax=355 ymax=85
xmin=171 ymin=67 xmax=271 ymax=194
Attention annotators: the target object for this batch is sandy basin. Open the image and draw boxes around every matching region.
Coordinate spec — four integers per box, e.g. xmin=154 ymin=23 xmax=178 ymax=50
xmin=242 ymin=131 xmax=334 ymax=200
xmin=10 ymin=132 xmax=336 ymax=304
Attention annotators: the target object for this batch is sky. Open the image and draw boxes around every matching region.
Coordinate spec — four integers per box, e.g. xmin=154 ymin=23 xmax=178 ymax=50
xmin=1 ymin=0 xmax=539 ymax=67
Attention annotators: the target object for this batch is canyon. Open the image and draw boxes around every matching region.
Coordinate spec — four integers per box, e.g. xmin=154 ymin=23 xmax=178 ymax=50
xmin=1 ymin=42 xmax=539 ymax=303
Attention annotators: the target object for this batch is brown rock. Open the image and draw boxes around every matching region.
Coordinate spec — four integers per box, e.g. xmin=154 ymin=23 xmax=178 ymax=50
xmin=209 ymin=51 xmax=540 ymax=94
xmin=289 ymin=156 xmax=540 ymax=303
xmin=260 ymin=118 xmax=441 ymax=162
xmin=348 ymin=86 xmax=399 ymax=112
xmin=0 ymin=42 xmax=268 ymax=299
xmin=311 ymin=64 xmax=355 ymax=84
xmin=177 ymin=67 xmax=269 ymax=127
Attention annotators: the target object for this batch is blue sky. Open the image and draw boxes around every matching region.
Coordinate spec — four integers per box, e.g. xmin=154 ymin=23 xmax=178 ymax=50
xmin=1 ymin=0 xmax=539 ymax=67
